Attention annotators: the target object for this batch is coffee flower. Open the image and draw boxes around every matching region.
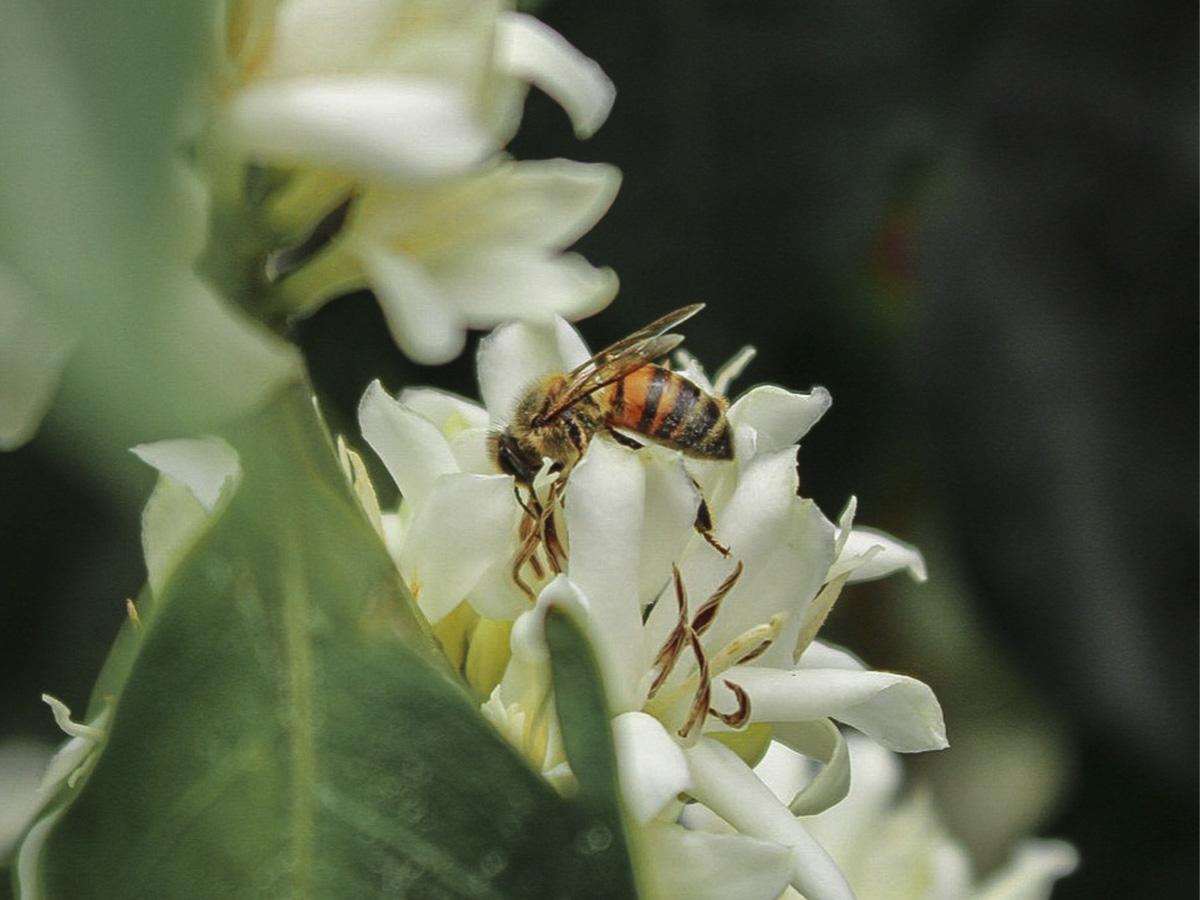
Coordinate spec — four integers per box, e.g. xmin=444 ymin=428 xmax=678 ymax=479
xmin=281 ymin=157 xmax=620 ymax=363
xmin=203 ymin=0 xmax=620 ymax=363
xmin=359 ymin=316 xmax=944 ymax=899
xmin=685 ymin=735 xmax=1079 ymax=900
xmin=214 ymin=0 xmax=614 ymax=185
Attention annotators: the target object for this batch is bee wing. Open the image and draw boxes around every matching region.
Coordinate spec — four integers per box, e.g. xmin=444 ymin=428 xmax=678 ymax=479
xmin=565 ymin=303 xmax=705 ymax=379
xmin=538 ymin=305 xmax=705 ymax=424
xmin=540 ymin=335 xmax=685 ymax=423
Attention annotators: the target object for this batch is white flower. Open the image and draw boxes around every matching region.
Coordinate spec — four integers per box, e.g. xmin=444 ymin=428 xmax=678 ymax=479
xmin=0 ymin=261 xmax=74 ymax=450
xmin=357 ymin=316 xmax=593 ymax=621
xmin=686 ymin=736 xmax=1079 ymax=900
xmin=0 ymin=740 xmax=54 ymax=858
xmin=131 ymin=436 xmax=243 ymax=596
xmin=207 ymin=1 xmax=621 ymax=364
xmin=9 ymin=697 xmax=112 ymax=900
xmin=359 ymin=316 xmax=945 ymax=900
xmin=216 ymin=0 xmax=615 ymax=184
xmin=284 ymin=157 xmax=621 ymax=363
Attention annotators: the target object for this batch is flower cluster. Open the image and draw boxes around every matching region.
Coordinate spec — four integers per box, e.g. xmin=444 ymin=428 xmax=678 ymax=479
xmin=355 ymin=318 xmax=947 ymax=899
xmin=684 ymin=735 xmax=1079 ymax=900
xmin=6 ymin=2 xmax=1080 ymax=895
xmin=201 ymin=0 xmax=621 ymax=362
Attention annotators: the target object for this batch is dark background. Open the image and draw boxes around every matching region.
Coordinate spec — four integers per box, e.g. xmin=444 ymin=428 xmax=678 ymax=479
xmin=2 ymin=0 xmax=1195 ymax=896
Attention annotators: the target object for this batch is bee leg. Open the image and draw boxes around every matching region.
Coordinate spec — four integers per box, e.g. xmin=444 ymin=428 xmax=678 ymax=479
xmin=542 ymin=509 xmax=566 ymax=574
xmin=511 ymin=529 xmax=540 ymax=599
xmin=513 ymin=482 xmax=537 ymax=519
xmin=608 ymin=429 xmax=644 ymax=451
xmin=511 ymin=495 xmax=545 ymax=599
xmin=692 ymin=482 xmax=730 ymax=557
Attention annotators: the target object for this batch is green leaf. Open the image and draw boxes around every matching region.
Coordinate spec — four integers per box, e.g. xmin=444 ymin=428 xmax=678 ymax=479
xmin=25 ymin=386 xmax=637 ymax=899
xmin=545 ymin=608 xmax=638 ymax=893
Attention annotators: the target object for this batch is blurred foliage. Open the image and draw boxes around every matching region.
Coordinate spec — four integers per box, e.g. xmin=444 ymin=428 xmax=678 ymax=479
xmin=28 ymin=387 xmax=635 ymax=899
xmin=0 ymin=0 xmax=297 ymax=502
xmin=1 ymin=0 xmax=1194 ymax=898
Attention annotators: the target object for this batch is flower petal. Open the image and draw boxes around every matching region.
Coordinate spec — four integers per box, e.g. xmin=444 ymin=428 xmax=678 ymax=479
xmin=671 ymin=350 xmax=714 ymax=394
xmin=448 ymin=426 xmax=496 ymax=476
xmin=336 ymin=437 xmax=384 ymax=537
xmin=437 ymin=247 xmax=618 ymax=330
xmin=396 ymin=387 xmax=489 ymax=435
xmin=684 ymin=737 xmax=855 ymax=900
xmin=495 ymin=12 xmax=615 ymax=139
xmin=262 ymin=0 xmax=436 ymax=77
xmin=37 ymin=696 xmax=109 ymax=796
xmin=398 ymin=472 xmax=520 ymax=624
xmin=16 ymin=807 xmax=63 ymax=900
xmin=0 ymin=739 xmax=53 ymax=856
xmin=564 ymin=440 xmax=646 ymax=711
xmin=358 ymin=379 xmax=458 ymax=506
xmin=653 ymin=450 xmax=836 ymax=668
xmin=226 ymin=77 xmax=491 ymax=182
xmin=722 ymin=666 xmax=948 ymax=753
xmin=138 ymin=480 xmax=210 ymax=597
xmin=711 ymin=347 xmax=758 ymax=397
xmin=357 ymin=243 xmax=467 ymax=365
xmin=477 ymin=319 xmax=583 ymax=421
xmin=796 ymin=640 xmax=866 ymax=671
xmin=831 ymin=526 xmax=928 ymax=584
xmin=612 ymin=712 xmax=690 ymax=824
xmin=552 ymin=314 xmax=592 ymax=369
xmin=636 ymin=454 xmax=701 ymax=605
xmin=727 ymin=384 xmax=832 ymax=456
xmin=974 ymin=839 xmax=1080 ymax=900
xmin=465 ymin=553 xmax=530 ymax=622
xmin=769 ymin=722 xmax=852 ymax=816
xmin=511 ymin=574 xmax=589 ymax=663
xmin=643 ymin=450 xmax=809 ymax=661
xmin=130 ymin=437 xmax=240 ymax=513
xmin=400 ymin=158 xmax=621 ymax=251
xmin=0 ymin=262 xmax=73 ymax=450
xmin=133 ymin=438 xmax=242 ymax=596
xmin=639 ymin=822 xmax=793 ymax=900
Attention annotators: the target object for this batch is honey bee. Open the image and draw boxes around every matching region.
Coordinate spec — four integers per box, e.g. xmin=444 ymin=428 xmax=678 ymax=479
xmin=490 ymin=304 xmax=734 ymax=593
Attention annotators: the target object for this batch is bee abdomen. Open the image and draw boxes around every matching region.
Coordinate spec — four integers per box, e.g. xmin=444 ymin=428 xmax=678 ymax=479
xmin=610 ymin=366 xmax=733 ymax=460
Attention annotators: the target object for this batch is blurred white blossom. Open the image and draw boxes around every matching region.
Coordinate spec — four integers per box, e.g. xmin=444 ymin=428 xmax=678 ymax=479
xmin=0 ymin=740 xmax=53 ymax=858
xmin=688 ymin=735 xmax=1078 ymax=900
xmin=358 ymin=316 xmax=944 ymax=900
xmin=131 ymin=436 xmax=243 ymax=595
xmin=215 ymin=0 xmax=614 ymax=184
xmin=0 ymin=262 xmax=74 ymax=450
xmin=205 ymin=0 xmax=620 ymax=363
xmin=283 ymin=157 xmax=620 ymax=364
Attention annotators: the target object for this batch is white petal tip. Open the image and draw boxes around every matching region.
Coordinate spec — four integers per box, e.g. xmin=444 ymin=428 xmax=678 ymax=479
xmin=497 ymin=13 xmax=615 ymax=139
xmin=130 ymin=437 xmax=241 ymax=512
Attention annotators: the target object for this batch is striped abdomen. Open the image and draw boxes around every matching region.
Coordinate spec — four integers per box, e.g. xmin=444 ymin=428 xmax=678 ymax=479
xmin=607 ymin=365 xmax=733 ymax=460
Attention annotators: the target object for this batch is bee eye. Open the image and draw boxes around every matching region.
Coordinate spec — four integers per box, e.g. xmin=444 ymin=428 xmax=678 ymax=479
xmin=495 ymin=432 xmax=537 ymax=483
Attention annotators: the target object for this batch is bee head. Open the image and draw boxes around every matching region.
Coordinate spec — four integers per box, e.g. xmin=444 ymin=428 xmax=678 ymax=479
xmin=491 ymin=429 xmax=543 ymax=484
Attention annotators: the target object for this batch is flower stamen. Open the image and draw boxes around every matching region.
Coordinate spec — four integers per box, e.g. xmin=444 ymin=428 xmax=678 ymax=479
xmin=511 ymin=478 xmax=569 ymax=598
xmin=709 ymin=613 xmax=786 ymax=677
xmin=647 ymin=564 xmax=691 ymax=699
xmin=678 ymin=629 xmax=712 ymax=738
xmin=689 ymin=560 xmax=743 ymax=636
xmin=646 ymin=561 xmax=750 ymax=738
xmin=708 ymin=679 xmax=752 ymax=729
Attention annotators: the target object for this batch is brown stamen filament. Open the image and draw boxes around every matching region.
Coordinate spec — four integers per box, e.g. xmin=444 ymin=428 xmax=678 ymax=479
xmin=678 ymin=629 xmax=712 ymax=738
xmin=708 ymin=680 xmax=751 ymax=729
xmin=511 ymin=479 xmax=570 ymax=599
xmin=648 ymin=565 xmax=692 ymax=699
xmin=689 ymin=561 xmax=743 ymax=636
xmin=734 ymin=639 xmax=773 ymax=666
